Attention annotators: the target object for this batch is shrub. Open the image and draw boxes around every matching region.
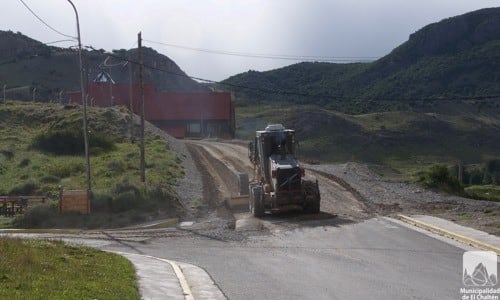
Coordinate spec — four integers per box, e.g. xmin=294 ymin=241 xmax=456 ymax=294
xmin=466 ymin=169 xmax=484 ymax=185
xmin=485 ymin=159 xmax=500 ymax=185
xmin=13 ymin=204 xmax=58 ymax=228
xmin=32 ymin=128 xmax=115 ymax=155
xmin=419 ymin=164 xmax=464 ymax=194
xmin=1 ymin=149 xmax=14 ymax=160
xmin=91 ymin=191 xmax=113 ymax=213
xmin=112 ymin=191 xmax=139 ymax=213
xmin=18 ymin=158 xmax=30 ymax=167
xmin=9 ymin=181 xmax=39 ymax=195
xmin=39 ymin=175 xmax=60 ymax=184
xmin=107 ymin=160 xmax=125 ymax=174
xmin=47 ymin=162 xmax=84 ymax=178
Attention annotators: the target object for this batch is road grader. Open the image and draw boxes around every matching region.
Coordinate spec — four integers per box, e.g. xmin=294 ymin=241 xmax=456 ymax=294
xmin=247 ymin=124 xmax=320 ymax=217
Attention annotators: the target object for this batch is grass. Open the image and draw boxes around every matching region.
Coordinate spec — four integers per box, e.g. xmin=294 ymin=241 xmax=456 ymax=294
xmin=0 ymin=237 xmax=139 ymax=299
xmin=0 ymin=101 xmax=185 ymax=228
xmin=465 ymin=185 xmax=500 ymax=202
xmin=236 ymin=103 xmax=500 ymax=180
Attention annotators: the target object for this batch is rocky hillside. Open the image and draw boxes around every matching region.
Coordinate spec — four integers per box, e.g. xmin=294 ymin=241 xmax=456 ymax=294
xmin=0 ymin=30 xmax=207 ymax=101
xmin=221 ymin=7 xmax=500 ymax=114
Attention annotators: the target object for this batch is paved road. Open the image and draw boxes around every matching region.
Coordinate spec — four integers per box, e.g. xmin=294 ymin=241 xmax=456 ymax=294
xmin=87 ymin=217 xmax=476 ymax=300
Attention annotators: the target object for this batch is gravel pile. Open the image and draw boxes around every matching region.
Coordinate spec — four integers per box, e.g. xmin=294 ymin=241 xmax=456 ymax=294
xmin=146 ymin=123 xmax=203 ymax=215
xmin=306 ymin=162 xmax=500 ymax=212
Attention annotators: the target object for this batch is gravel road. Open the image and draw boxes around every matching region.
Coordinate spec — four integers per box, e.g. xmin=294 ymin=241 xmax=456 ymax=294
xmin=306 ymin=163 xmax=500 ymax=235
xmin=152 ymin=132 xmax=499 ymax=237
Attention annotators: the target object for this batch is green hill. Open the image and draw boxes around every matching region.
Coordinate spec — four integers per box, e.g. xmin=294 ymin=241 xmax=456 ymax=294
xmin=0 ymin=30 xmax=207 ymax=101
xmin=236 ymin=105 xmax=500 ymax=178
xmin=0 ymin=101 xmax=184 ymax=228
xmin=221 ymin=7 xmax=500 ymax=114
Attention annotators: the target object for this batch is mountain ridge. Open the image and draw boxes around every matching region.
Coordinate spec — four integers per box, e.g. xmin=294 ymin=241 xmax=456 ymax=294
xmin=221 ymin=7 xmax=500 ymax=114
xmin=0 ymin=30 xmax=207 ymax=101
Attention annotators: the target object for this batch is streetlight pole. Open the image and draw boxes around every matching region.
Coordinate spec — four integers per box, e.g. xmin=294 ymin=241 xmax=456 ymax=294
xmin=67 ymin=0 xmax=91 ymax=192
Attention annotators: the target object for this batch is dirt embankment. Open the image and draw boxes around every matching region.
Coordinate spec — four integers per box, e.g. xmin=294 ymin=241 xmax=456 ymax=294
xmin=306 ymin=163 xmax=500 ymax=236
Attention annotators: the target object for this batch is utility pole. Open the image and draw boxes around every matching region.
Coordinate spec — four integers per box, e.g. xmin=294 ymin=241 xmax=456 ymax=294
xmin=138 ymin=32 xmax=146 ymax=183
xmin=128 ymin=53 xmax=134 ymax=143
xmin=68 ymin=0 xmax=91 ymax=192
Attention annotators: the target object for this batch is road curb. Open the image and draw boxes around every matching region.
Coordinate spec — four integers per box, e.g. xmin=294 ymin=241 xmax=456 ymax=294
xmin=397 ymin=214 xmax=500 ymax=255
xmin=137 ymin=255 xmax=195 ymax=300
xmin=113 ymin=251 xmax=195 ymax=300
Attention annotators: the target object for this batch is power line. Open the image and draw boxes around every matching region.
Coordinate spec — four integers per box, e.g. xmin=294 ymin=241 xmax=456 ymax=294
xmin=44 ymin=39 xmax=76 ymax=45
xmin=143 ymin=39 xmax=378 ymax=63
xmin=18 ymin=0 xmax=76 ymax=40
xmin=98 ymin=47 xmax=500 ymax=103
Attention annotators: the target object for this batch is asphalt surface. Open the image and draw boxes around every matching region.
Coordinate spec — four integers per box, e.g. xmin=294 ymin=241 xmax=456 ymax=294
xmin=81 ymin=216 xmax=488 ymax=300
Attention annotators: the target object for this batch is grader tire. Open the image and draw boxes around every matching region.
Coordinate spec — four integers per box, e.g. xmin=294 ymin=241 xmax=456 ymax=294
xmin=303 ymin=180 xmax=321 ymax=214
xmin=250 ymin=186 xmax=265 ymax=217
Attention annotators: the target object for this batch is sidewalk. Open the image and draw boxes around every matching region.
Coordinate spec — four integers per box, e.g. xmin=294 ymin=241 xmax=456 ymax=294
xmin=114 ymin=252 xmax=226 ymax=300
xmin=397 ymin=214 xmax=500 ymax=254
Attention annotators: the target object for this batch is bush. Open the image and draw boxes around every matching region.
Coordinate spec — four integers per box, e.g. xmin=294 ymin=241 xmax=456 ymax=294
xmin=47 ymin=162 xmax=84 ymax=178
xmin=485 ymin=159 xmax=500 ymax=185
xmin=39 ymin=175 xmax=60 ymax=184
xmin=32 ymin=128 xmax=115 ymax=155
xmin=90 ymin=191 xmax=113 ymax=212
xmin=18 ymin=158 xmax=30 ymax=167
xmin=13 ymin=204 xmax=58 ymax=228
xmin=107 ymin=160 xmax=125 ymax=175
xmin=466 ymin=169 xmax=484 ymax=185
xmin=112 ymin=191 xmax=139 ymax=213
xmin=1 ymin=149 xmax=14 ymax=160
xmin=419 ymin=164 xmax=464 ymax=194
xmin=9 ymin=181 xmax=39 ymax=195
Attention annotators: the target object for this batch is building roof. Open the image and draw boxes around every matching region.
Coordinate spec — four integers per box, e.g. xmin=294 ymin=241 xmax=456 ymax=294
xmin=93 ymin=71 xmax=115 ymax=84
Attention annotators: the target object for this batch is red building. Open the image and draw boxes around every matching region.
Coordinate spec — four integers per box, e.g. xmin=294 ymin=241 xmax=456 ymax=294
xmin=68 ymin=82 xmax=235 ymax=139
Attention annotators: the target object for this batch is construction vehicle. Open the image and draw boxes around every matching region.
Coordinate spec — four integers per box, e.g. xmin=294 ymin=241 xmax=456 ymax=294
xmin=247 ymin=124 xmax=320 ymax=217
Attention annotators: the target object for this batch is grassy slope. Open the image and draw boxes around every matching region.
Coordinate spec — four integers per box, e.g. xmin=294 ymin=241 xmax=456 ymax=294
xmin=0 ymin=101 xmax=184 ymax=228
xmin=221 ymin=8 xmax=500 ymax=114
xmin=0 ymin=237 xmax=139 ymax=299
xmin=236 ymin=104 xmax=500 ymax=178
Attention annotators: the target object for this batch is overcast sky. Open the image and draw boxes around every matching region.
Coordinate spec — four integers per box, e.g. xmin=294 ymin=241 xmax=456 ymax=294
xmin=1 ymin=0 xmax=498 ymax=81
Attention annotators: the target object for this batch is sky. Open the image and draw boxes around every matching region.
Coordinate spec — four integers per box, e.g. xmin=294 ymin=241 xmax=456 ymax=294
xmin=1 ymin=0 xmax=499 ymax=81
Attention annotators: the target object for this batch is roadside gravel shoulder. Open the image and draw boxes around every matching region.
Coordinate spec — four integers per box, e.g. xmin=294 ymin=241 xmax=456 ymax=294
xmin=306 ymin=162 xmax=500 ymax=236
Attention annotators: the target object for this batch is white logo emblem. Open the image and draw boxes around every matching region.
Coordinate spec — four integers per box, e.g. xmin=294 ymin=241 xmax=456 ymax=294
xmin=463 ymin=251 xmax=498 ymax=286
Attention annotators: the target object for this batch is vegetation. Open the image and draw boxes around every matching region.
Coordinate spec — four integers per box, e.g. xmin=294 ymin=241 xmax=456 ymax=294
xmin=465 ymin=185 xmax=500 ymax=202
xmin=220 ymin=8 xmax=500 ymax=114
xmin=0 ymin=237 xmax=139 ymax=299
xmin=236 ymin=105 xmax=500 ymax=166
xmin=416 ymin=162 xmax=500 ymax=201
xmin=0 ymin=101 xmax=184 ymax=228
xmin=418 ymin=165 xmax=464 ymax=195
xmin=0 ymin=30 xmax=206 ymax=102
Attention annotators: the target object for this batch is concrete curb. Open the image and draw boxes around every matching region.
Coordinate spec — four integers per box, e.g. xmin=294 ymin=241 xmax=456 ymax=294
xmin=113 ymin=251 xmax=226 ymax=300
xmin=153 ymin=257 xmax=195 ymax=300
xmin=114 ymin=251 xmax=194 ymax=300
xmin=397 ymin=214 xmax=500 ymax=255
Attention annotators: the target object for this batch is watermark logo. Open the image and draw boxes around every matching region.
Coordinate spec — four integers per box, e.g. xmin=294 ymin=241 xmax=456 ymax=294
xmin=463 ymin=251 xmax=497 ymax=287
xmin=460 ymin=251 xmax=499 ymax=300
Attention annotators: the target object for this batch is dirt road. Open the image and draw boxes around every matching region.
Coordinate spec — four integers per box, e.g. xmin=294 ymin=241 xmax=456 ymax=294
xmin=186 ymin=140 xmax=373 ymax=232
xmin=186 ymin=139 xmax=500 ymax=235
